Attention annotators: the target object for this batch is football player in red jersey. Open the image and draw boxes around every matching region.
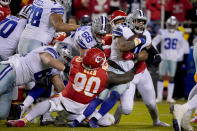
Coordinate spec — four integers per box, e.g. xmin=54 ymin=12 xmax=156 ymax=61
xmin=7 ymin=48 xmax=136 ymax=127
xmin=0 ymin=0 xmax=11 ymax=22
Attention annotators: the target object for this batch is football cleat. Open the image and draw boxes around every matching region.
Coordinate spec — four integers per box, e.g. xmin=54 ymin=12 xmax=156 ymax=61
xmin=39 ymin=113 xmax=55 ymax=126
xmin=88 ymin=117 xmax=99 ymax=128
xmin=167 ymin=98 xmax=176 ymax=103
xmin=53 ymin=116 xmax=67 ymax=126
xmin=6 ymin=119 xmax=26 ymax=127
xmin=156 ymin=98 xmax=162 ymax=103
xmin=170 ymin=104 xmax=188 ymax=131
xmin=67 ymin=120 xmax=80 ymax=128
xmin=153 ymin=120 xmax=170 ymax=127
xmin=190 ymin=116 xmax=197 ymax=123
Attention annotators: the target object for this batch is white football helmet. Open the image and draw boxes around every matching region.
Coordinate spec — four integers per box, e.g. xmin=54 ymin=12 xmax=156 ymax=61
xmin=54 ymin=42 xmax=73 ymax=64
xmin=0 ymin=0 xmax=11 ymax=6
xmin=91 ymin=14 xmax=111 ymax=43
xmin=18 ymin=4 xmax=32 ymax=19
xmin=55 ymin=0 xmax=72 ymax=9
xmin=126 ymin=9 xmax=147 ymax=34
xmin=166 ymin=16 xmax=178 ymax=33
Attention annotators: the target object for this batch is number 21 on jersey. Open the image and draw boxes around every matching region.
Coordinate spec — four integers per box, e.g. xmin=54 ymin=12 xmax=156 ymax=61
xmin=73 ymin=72 xmax=101 ymax=97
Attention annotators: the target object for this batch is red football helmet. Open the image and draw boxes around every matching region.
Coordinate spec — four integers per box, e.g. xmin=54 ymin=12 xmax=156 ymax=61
xmin=110 ymin=10 xmax=127 ymax=24
xmin=83 ymin=48 xmax=106 ymax=70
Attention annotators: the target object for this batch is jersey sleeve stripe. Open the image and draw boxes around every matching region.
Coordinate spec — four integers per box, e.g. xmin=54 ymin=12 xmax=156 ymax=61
xmin=0 ymin=66 xmax=12 ymax=81
xmin=51 ymin=8 xmax=64 ymax=11
xmin=44 ymin=48 xmax=58 ymax=59
xmin=51 ymin=8 xmax=64 ymax=14
xmin=112 ymin=30 xmax=123 ymax=36
xmin=51 ymin=11 xmax=64 ymax=14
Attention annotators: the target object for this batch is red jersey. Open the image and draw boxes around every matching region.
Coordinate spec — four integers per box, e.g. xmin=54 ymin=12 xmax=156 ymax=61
xmin=62 ymin=56 xmax=108 ymax=104
xmin=0 ymin=4 xmax=10 ymax=22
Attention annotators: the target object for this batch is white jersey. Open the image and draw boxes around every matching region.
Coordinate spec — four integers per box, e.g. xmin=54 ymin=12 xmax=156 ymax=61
xmin=152 ymin=29 xmax=185 ymax=61
xmin=0 ymin=16 xmax=27 ymax=60
xmin=21 ymin=0 xmax=64 ymax=45
xmin=110 ymin=25 xmax=151 ymax=60
xmin=6 ymin=46 xmax=60 ymax=85
xmin=63 ymin=26 xmax=97 ymax=52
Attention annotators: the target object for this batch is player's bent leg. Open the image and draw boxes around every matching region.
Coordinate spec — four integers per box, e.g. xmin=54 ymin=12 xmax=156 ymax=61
xmin=7 ymin=99 xmax=53 ymax=127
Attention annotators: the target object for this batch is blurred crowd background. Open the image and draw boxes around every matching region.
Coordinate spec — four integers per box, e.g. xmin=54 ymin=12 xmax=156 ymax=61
xmin=8 ymin=0 xmax=197 ymax=100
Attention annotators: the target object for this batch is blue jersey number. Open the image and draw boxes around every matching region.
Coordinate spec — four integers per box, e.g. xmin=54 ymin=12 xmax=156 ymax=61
xmin=34 ymin=68 xmax=52 ymax=81
xmin=164 ymin=38 xmax=178 ymax=50
xmin=28 ymin=5 xmax=43 ymax=27
xmin=0 ymin=18 xmax=18 ymax=38
xmin=81 ymin=31 xmax=93 ymax=43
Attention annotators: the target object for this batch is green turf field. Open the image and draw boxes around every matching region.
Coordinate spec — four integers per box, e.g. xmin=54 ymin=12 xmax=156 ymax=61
xmin=0 ymin=100 xmax=197 ymax=131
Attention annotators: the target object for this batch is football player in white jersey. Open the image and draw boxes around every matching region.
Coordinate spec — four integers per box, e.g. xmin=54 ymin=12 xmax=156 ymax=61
xmin=63 ymin=14 xmax=112 ymax=57
xmin=0 ymin=5 xmax=32 ymax=120
xmin=110 ymin=9 xmax=169 ymax=127
xmin=0 ymin=43 xmax=69 ymax=120
xmin=0 ymin=5 xmax=31 ymax=61
xmin=153 ymin=16 xmax=185 ymax=103
xmin=18 ymin=0 xmax=80 ymax=56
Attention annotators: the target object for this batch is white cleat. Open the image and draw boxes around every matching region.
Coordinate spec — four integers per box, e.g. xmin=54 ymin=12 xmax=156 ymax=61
xmin=170 ymin=104 xmax=188 ymax=131
xmin=181 ymin=113 xmax=194 ymax=131
xmin=167 ymin=98 xmax=176 ymax=103
xmin=153 ymin=120 xmax=170 ymax=127
xmin=156 ymin=98 xmax=162 ymax=103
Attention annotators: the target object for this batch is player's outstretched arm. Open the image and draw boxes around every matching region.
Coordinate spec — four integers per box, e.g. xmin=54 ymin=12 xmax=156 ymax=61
xmin=39 ymin=52 xmax=65 ymax=71
xmin=107 ymin=67 xmax=136 ymax=85
xmin=51 ymin=75 xmax=65 ymax=92
xmin=50 ymin=13 xmax=80 ymax=32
